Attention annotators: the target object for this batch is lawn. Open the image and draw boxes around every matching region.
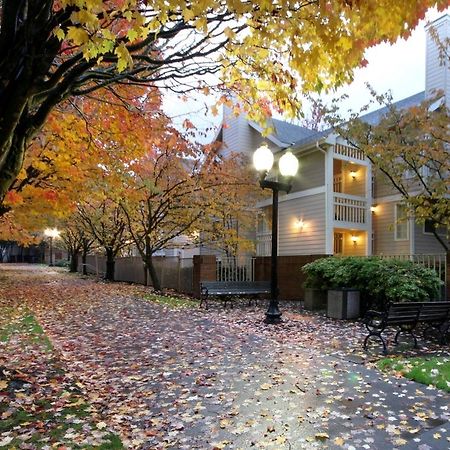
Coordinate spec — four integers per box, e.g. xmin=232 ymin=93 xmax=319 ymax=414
xmin=0 ymin=305 xmax=124 ymax=449
xmin=378 ymin=356 xmax=450 ymax=392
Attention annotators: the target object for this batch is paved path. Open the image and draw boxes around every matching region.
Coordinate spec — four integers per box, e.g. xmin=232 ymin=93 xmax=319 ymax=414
xmin=1 ymin=264 xmax=449 ymax=449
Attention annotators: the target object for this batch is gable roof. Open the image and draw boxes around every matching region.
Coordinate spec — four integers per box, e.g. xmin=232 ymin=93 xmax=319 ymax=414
xmin=270 ymin=118 xmax=317 ymax=145
xmin=289 ymin=91 xmax=426 ymax=149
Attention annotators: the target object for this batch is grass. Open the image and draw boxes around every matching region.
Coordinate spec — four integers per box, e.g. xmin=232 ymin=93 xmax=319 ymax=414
xmin=143 ymin=292 xmax=199 ymax=309
xmin=378 ymin=356 xmax=450 ymax=392
xmin=0 ymin=308 xmax=53 ymax=350
xmin=0 ymin=307 xmax=124 ymax=449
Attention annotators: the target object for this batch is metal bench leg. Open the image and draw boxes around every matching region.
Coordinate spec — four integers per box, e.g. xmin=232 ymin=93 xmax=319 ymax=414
xmin=394 ymin=327 xmax=418 ymax=348
xmin=364 ymin=330 xmax=388 ymax=355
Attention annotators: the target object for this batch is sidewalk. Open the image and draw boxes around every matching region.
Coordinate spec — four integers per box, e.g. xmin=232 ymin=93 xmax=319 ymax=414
xmin=1 ymin=264 xmax=449 ymax=449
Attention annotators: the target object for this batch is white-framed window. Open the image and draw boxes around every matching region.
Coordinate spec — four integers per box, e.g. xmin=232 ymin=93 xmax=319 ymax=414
xmin=395 ymin=203 xmax=409 ymax=241
xmin=423 ymin=219 xmax=435 ymax=235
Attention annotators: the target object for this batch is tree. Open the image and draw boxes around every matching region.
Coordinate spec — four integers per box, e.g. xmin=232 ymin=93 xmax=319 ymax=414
xmin=1 ymin=1 xmax=447 ymax=205
xmin=121 ymin=145 xmax=259 ymax=289
xmin=77 ymin=188 xmax=130 ymax=281
xmin=60 ymin=220 xmax=95 ymax=273
xmin=327 ymin=90 xmax=449 ymax=251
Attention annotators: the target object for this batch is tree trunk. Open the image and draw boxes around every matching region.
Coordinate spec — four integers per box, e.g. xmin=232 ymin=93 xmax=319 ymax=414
xmin=146 ymin=255 xmax=161 ymax=291
xmin=105 ymin=249 xmax=115 ymax=281
xmin=69 ymin=251 xmax=79 ymax=272
xmin=82 ymin=251 xmax=88 ymax=275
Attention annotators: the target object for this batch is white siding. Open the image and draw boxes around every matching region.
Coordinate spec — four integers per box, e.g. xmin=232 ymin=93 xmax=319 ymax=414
xmin=278 ymin=193 xmax=326 ymax=255
xmin=425 ymin=15 xmax=450 ymax=107
xmin=373 ymin=202 xmax=410 ymax=255
xmin=221 ymin=107 xmax=268 ymax=158
xmin=290 ymin=151 xmax=325 ymax=192
xmin=414 ymin=222 xmax=449 ymax=254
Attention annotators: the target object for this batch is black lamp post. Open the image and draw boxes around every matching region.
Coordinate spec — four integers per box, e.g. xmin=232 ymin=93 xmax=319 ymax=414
xmin=253 ymin=144 xmax=299 ymax=324
xmin=44 ymin=228 xmax=60 ymax=266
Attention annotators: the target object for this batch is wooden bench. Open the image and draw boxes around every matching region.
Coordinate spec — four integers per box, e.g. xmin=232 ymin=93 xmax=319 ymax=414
xmin=200 ymin=281 xmax=271 ymax=309
xmin=363 ymin=301 xmax=450 ymax=354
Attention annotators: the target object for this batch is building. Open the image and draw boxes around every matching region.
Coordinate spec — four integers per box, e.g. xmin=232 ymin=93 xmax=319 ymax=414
xmin=217 ymin=15 xmax=449 ymax=259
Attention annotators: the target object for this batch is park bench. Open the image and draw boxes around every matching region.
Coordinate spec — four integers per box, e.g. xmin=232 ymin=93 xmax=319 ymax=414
xmin=200 ymin=281 xmax=271 ymax=309
xmin=363 ymin=301 xmax=450 ymax=354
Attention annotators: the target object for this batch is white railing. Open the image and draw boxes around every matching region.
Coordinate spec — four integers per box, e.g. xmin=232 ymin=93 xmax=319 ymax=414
xmin=334 ymin=194 xmax=367 ymax=224
xmin=334 ymin=144 xmax=365 ymax=161
xmin=216 ymin=257 xmax=256 ymax=282
xmin=256 ymin=232 xmax=272 ymax=257
xmin=333 ymin=174 xmax=342 ymax=193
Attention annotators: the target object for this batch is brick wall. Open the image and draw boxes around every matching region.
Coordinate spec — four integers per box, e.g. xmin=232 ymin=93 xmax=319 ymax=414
xmin=255 ymin=255 xmax=328 ymax=300
xmin=192 ymin=255 xmax=216 ymax=298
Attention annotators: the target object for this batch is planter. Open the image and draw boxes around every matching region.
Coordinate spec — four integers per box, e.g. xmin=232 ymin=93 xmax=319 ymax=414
xmin=327 ymin=288 xmax=360 ymax=319
xmin=304 ymin=288 xmax=327 ymax=311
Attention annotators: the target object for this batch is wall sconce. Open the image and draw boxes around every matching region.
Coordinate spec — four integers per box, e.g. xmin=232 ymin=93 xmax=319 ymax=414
xmin=351 ymin=234 xmax=358 ymax=244
xmin=370 ymin=205 xmax=378 ymax=213
xmin=350 ymin=170 xmax=357 ymax=179
xmin=295 ymin=219 xmax=305 ymax=231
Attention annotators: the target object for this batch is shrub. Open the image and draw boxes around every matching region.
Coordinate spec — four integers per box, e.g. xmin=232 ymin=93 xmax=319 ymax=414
xmin=302 ymin=256 xmax=442 ymax=307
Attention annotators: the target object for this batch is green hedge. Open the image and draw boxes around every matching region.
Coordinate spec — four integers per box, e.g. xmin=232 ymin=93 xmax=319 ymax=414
xmin=302 ymin=256 xmax=442 ymax=307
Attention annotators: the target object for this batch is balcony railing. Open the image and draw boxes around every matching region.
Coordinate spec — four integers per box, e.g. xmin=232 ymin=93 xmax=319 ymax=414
xmin=334 ymin=194 xmax=367 ymax=224
xmin=334 ymin=144 xmax=365 ymax=161
xmin=256 ymin=231 xmax=272 ymax=257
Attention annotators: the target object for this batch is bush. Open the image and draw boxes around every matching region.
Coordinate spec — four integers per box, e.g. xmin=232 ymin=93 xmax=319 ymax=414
xmin=302 ymin=256 xmax=442 ymax=308
xmin=54 ymin=259 xmax=70 ymax=268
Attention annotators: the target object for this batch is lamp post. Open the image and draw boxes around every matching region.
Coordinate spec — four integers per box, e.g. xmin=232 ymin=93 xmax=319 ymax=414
xmin=44 ymin=228 xmax=60 ymax=266
xmin=253 ymin=144 xmax=299 ymax=324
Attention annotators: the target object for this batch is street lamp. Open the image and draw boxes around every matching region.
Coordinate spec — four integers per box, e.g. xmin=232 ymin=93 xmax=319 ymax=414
xmin=253 ymin=144 xmax=299 ymax=324
xmin=44 ymin=228 xmax=60 ymax=266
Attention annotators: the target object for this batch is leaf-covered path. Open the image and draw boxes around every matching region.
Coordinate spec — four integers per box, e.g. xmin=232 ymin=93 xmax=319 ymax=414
xmin=1 ymin=265 xmax=450 ymax=449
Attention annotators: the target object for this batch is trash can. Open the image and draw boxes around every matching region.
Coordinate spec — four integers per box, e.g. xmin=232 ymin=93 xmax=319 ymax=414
xmin=327 ymin=288 xmax=360 ymax=319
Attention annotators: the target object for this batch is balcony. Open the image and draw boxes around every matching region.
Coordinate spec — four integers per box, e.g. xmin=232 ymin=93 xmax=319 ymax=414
xmin=334 ymin=193 xmax=367 ymax=225
xmin=256 ymin=231 xmax=272 ymax=256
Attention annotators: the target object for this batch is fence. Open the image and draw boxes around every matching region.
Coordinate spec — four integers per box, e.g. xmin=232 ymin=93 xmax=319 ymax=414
xmin=216 ymin=256 xmax=256 ymax=282
xmin=82 ymin=255 xmax=194 ymax=294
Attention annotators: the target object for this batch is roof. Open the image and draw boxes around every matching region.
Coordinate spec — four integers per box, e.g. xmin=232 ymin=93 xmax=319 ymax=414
xmin=359 ymin=91 xmax=425 ymax=126
xmin=289 ymin=91 xmax=426 ymax=149
xmin=270 ymin=118 xmax=317 ymax=145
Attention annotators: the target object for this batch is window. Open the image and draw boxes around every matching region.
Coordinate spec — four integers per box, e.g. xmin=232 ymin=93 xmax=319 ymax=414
xmin=424 ymin=219 xmax=435 ymax=234
xmin=334 ymin=232 xmax=343 ymax=254
xmin=395 ymin=204 xmax=409 ymax=240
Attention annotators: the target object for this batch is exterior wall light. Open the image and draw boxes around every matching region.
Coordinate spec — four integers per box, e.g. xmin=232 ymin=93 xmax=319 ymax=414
xmin=350 ymin=170 xmax=357 ymax=179
xmin=351 ymin=234 xmax=359 ymax=244
xmin=370 ymin=205 xmax=378 ymax=213
xmin=295 ymin=219 xmax=305 ymax=231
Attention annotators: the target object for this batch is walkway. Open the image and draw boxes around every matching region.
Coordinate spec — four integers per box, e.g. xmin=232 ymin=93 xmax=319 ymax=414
xmin=1 ymin=264 xmax=449 ymax=449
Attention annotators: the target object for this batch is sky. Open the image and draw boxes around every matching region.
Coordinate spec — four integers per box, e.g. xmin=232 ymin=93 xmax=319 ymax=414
xmin=163 ymin=7 xmax=449 ymax=141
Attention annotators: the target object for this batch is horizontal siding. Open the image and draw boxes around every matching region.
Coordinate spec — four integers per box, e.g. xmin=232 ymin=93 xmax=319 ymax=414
xmin=373 ymin=169 xmax=399 ymax=198
xmin=278 ymin=193 xmax=326 ymax=255
xmin=290 ymin=151 xmax=325 ymax=192
xmin=414 ymin=222 xmax=449 ymax=254
xmin=335 ymin=229 xmax=367 ymax=256
xmin=342 ymin=164 xmax=366 ymax=196
xmin=373 ymin=201 xmax=410 ymax=255
xmin=426 ymin=17 xmax=449 ymax=104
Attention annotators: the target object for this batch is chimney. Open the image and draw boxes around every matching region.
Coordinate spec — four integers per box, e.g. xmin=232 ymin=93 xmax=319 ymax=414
xmin=425 ymin=15 xmax=450 ymax=107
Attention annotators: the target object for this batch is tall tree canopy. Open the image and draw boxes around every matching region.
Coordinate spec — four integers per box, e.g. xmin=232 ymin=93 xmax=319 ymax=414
xmin=0 ymin=0 xmax=447 ymax=203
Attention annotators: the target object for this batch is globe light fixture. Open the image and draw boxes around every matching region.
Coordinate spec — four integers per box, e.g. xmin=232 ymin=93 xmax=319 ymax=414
xmin=253 ymin=144 xmax=299 ymax=324
xmin=253 ymin=143 xmax=274 ymax=173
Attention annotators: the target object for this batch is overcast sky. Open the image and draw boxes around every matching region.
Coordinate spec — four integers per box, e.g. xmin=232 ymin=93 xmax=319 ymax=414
xmin=163 ymin=7 xmax=449 ymax=140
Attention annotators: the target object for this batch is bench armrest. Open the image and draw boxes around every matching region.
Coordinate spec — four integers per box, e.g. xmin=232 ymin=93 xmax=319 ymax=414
xmin=364 ymin=310 xmax=384 ymax=325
